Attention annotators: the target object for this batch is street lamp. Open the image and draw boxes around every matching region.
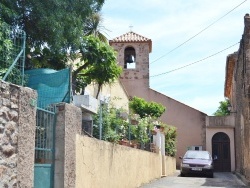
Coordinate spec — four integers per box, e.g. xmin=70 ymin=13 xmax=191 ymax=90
xmin=227 ymin=103 xmax=237 ymax=114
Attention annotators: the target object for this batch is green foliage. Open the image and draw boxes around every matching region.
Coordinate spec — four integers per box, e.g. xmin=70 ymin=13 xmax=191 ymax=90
xmin=1 ymin=2 xmax=123 ymax=94
xmin=73 ymin=35 xmax=122 ymax=96
xmin=213 ymin=99 xmax=230 ymax=116
xmin=0 ymin=19 xmax=27 ymax=85
xmin=93 ymin=105 xmax=129 ymax=143
xmin=163 ymin=124 xmax=177 ymax=157
xmin=84 ymin=12 xmax=108 ymax=43
xmin=130 ymin=116 xmax=153 ymax=145
xmin=1 ymin=0 xmax=104 ymax=53
xmin=129 ymin=97 xmax=166 ymax=118
xmin=92 ymin=101 xmax=177 ymax=155
xmin=1 ymin=0 xmax=105 ymax=74
xmin=0 ymin=20 xmax=13 ymax=78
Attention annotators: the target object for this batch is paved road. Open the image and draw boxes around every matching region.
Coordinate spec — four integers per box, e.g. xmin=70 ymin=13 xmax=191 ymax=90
xmin=140 ymin=170 xmax=248 ymax=188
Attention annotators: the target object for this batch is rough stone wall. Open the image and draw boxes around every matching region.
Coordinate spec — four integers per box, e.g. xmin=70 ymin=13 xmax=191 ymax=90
xmin=111 ymin=42 xmax=150 ymax=99
xmin=234 ymin=14 xmax=250 ymax=180
xmin=0 ymin=81 xmax=37 ymax=187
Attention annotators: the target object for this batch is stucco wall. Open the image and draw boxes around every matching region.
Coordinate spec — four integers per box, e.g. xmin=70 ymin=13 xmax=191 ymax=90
xmin=163 ymin=156 xmax=176 ymax=176
xmin=148 ymin=89 xmax=206 ymax=168
xmin=0 ymin=81 xmax=37 ymax=187
xmin=85 ymin=80 xmax=129 ymax=111
xmin=206 ymin=127 xmax=235 ymax=171
xmin=76 ymin=135 xmax=176 ymax=188
xmin=54 ymin=103 xmax=82 ymax=188
xmin=110 ymin=38 xmax=207 ymax=169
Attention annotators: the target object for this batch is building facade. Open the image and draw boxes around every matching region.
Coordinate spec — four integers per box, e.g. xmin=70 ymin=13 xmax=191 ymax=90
xmin=225 ymin=14 xmax=250 ymax=181
xmin=109 ymin=31 xmax=207 ymax=167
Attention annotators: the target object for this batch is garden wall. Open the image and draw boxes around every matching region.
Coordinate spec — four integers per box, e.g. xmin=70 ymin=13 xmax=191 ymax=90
xmin=0 ymin=81 xmax=37 ymax=187
xmin=76 ymin=135 xmax=176 ymax=188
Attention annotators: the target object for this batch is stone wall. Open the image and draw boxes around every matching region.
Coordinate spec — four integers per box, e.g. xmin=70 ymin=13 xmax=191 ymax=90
xmin=111 ymin=42 xmax=150 ymax=99
xmin=0 ymin=81 xmax=37 ymax=187
xmin=231 ymin=14 xmax=250 ymax=182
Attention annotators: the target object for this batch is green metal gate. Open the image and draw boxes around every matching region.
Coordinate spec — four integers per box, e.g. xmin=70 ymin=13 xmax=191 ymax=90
xmin=34 ymin=106 xmax=56 ymax=188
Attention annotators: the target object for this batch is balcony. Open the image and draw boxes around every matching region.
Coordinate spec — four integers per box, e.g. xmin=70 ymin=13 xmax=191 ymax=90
xmin=206 ymin=115 xmax=235 ymax=128
xmin=73 ymin=95 xmax=98 ymax=114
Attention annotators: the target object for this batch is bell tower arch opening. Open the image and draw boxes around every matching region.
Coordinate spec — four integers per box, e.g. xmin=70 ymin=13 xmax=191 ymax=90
xmin=124 ymin=46 xmax=136 ymax=69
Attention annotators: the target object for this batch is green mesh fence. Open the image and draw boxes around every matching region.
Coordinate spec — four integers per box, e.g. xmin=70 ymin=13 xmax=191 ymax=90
xmin=0 ymin=21 xmax=26 ymax=85
xmin=25 ymin=68 xmax=71 ymax=108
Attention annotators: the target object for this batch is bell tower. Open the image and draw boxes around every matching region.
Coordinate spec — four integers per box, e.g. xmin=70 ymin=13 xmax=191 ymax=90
xmin=109 ymin=31 xmax=152 ymax=99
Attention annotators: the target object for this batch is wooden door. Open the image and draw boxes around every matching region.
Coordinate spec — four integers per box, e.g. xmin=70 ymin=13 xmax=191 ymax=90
xmin=212 ymin=132 xmax=231 ymax=172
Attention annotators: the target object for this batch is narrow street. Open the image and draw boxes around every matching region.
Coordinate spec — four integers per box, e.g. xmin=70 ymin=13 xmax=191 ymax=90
xmin=140 ymin=170 xmax=247 ymax=188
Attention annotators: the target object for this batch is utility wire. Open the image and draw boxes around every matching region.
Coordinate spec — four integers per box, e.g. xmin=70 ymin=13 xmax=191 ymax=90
xmin=150 ymin=42 xmax=240 ymax=78
xmin=150 ymin=0 xmax=248 ymax=65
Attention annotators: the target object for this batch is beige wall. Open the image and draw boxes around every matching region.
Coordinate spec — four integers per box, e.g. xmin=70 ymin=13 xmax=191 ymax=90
xmin=148 ymin=89 xmax=206 ymax=168
xmin=110 ymin=38 xmax=207 ymax=169
xmin=206 ymin=127 xmax=235 ymax=171
xmin=163 ymin=156 xmax=176 ymax=176
xmin=76 ymin=135 xmax=176 ymax=188
xmin=85 ymin=80 xmax=129 ymax=111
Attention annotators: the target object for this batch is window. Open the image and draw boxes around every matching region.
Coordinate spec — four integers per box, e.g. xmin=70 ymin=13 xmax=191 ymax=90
xmin=188 ymin=146 xmax=202 ymax=151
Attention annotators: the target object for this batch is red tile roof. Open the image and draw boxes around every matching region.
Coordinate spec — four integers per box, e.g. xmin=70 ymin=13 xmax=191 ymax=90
xmin=109 ymin=31 xmax=152 ymax=52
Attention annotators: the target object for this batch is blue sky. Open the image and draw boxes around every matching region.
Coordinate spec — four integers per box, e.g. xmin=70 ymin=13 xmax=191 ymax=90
xmin=101 ymin=0 xmax=250 ymax=115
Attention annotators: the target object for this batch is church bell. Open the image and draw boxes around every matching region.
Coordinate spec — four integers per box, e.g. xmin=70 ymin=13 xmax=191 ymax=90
xmin=126 ymin=55 xmax=134 ymax=63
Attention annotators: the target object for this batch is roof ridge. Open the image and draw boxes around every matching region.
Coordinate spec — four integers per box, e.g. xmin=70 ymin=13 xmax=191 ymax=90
xmin=109 ymin=31 xmax=152 ymax=52
xmin=111 ymin=31 xmax=151 ymax=42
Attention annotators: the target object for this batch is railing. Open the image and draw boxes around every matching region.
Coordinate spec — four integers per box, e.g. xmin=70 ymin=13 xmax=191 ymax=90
xmin=0 ymin=22 xmax=26 ymax=86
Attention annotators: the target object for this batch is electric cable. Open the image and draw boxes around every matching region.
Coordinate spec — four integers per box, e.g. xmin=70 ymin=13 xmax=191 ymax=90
xmin=150 ymin=41 xmax=239 ymax=78
xmin=150 ymin=0 xmax=247 ymax=65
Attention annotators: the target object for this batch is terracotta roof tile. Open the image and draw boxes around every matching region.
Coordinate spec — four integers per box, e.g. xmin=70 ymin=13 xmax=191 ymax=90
xmin=109 ymin=31 xmax=152 ymax=52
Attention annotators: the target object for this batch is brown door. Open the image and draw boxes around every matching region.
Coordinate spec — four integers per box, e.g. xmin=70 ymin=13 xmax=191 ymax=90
xmin=212 ymin=132 xmax=231 ymax=172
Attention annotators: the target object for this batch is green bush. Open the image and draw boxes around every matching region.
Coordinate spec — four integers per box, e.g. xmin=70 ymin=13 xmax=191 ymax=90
xmin=163 ymin=125 xmax=177 ymax=157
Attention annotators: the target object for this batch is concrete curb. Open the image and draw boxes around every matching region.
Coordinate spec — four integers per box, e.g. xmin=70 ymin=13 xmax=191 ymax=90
xmin=234 ymin=171 xmax=250 ymax=187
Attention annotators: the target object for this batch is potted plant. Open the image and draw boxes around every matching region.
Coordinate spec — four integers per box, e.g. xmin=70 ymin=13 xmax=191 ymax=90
xmin=130 ymin=113 xmax=140 ymax=125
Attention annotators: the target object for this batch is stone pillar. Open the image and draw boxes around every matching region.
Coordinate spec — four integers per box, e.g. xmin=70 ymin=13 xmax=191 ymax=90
xmin=54 ymin=103 xmax=82 ymax=188
xmin=0 ymin=81 xmax=37 ymax=187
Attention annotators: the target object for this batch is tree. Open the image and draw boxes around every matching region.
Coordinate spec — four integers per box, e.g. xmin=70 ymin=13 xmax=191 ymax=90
xmin=1 ymin=1 xmax=123 ymax=97
xmin=213 ymin=99 xmax=230 ymax=116
xmin=73 ymin=35 xmax=122 ymax=97
xmin=84 ymin=12 xmax=108 ymax=43
xmin=0 ymin=0 xmax=104 ymax=51
xmin=129 ymin=97 xmax=166 ymax=118
xmin=0 ymin=0 xmax=105 ymax=69
xmin=0 ymin=19 xmax=13 ymax=78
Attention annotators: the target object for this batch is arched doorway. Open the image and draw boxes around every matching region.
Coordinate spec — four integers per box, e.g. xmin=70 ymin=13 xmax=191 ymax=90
xmin=212 ymin=132 xmax=231 ymax=172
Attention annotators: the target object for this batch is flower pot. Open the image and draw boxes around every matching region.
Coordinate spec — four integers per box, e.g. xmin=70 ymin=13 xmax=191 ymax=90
xmin=119 ymin=139 xmax=130 ymax=146
xmin=151 ymin=130 xmax=157 ymax=135
xmin=131 ymin=119 xmax=139 ymax=125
